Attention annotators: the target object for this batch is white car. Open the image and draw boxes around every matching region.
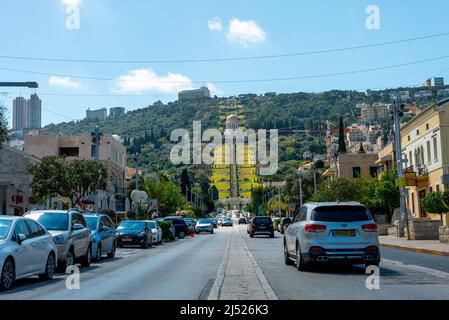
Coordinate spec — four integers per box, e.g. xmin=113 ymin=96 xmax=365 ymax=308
xmin=146 ymin=220 xmax=162 ymax=245
xmin=283 ymin=202 xmax=380 ymax=270
xmin=195 ymin=218 xmax=214 ymax=234
xmin=0 ymin=216 xmax=58 ymax=291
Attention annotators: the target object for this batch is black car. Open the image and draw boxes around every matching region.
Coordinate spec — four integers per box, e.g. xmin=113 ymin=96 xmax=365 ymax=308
xmin=248 ymin=216 xmax=274 ymax=238
xmin=163 ymin=217 xmax=189 ymax=239
xmin=238 ymin=217 xmax=247 ymax=224
xmin=279 ymin=217 xmax=291 ymax=234
xmin=116 ymin=220 xmax=153 ymax=248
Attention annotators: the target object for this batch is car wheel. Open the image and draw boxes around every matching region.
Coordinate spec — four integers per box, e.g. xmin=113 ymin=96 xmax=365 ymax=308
xmin=270 ymin=233 xmax=274 ymax=238
xmin=39 ymin=252 xmax=56 ymax=280
xmin=94 ymin=244 xmax=102 ymax=262
xmin=295 ymin=245 xmax=308 ymax=271
xmin=179 ymin=231 xmax=186 ymax=239
xmin=80 ymin=245 xmax=92 ymax=268
xmin=210 ymin=229 xmax=214 ymax=234
xmin=284 ymin=243 xmax=293 ymax=265
xmin=59 ymin=249 xmax=75 ymax=272
xmin=0 ymin=257 xmax=15 ymax=291
xmin=250 ymin=233 xmax=254 ymax=238
xmin=107 ymin=241 xmax=116 ymax=258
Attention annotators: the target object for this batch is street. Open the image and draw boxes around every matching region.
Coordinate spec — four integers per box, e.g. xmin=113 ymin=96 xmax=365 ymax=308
xmin=1 ymin=224 xmax=449 ymax=300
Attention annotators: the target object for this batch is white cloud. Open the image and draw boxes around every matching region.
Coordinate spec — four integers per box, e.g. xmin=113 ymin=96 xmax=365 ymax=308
xmin=206 ymin=82 xmax=223 ymax=97
xmin=227 ymin=18 xmax=266 ymax=48
xmin=61 ymin=0 xmax=82 ymax=6
xmin=208 ymin=17 xmax=223 ymax=31
xmin=111 ymin=68 xmax=194 ymax=94
xmin=49 ymin=76 xmax=81 ymax=89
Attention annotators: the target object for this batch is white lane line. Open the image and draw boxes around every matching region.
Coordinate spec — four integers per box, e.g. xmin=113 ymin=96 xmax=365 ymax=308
xmin=208 ymin=228 xmax=232 ymax=300
xmin=237 ymin=225 xmax=279 ymax=300
xmin=382 ymin=258 xmax=449 ymax=280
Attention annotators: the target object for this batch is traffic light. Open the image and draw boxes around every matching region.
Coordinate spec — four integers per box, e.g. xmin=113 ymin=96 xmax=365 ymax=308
xmin=314 ymin=159 xmax=325 ymax=169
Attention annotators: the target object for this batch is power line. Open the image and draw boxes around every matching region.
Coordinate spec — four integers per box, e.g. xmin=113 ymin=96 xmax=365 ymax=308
xmin=1 ymin=31 xmax=449 ymax=64
xmin=2 ymin=53 xmax=449 ymax=84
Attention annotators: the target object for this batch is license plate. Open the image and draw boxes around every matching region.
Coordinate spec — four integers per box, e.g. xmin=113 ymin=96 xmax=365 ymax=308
xmin=121 ymin=237 xmax=133 ymax=242
xmin=333 ymin=230 xmax=356 ymax=237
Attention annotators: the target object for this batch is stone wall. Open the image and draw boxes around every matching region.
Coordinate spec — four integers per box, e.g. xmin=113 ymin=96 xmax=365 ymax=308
xmin=440 ymin=227 xmax=449 ymax=243
xmin=408 ymin=219 xmax=443 ymax=240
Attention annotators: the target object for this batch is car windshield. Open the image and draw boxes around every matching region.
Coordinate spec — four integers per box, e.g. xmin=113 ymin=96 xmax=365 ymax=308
xmin=84 ymin=216 xmax=99 ymax=230
xmin=118 ymin=221 xmax=145 ymax=230
xmin=198 ymin=219 xmax=211 ymax=224
xmin=0 ymin=219 xmax=12 ymax=239
xmin=311 ymin=206 xmax=372 ymax=222
xmin=147 ymin=221 xmax=157 ymax=228
xmin=32 ymin=213 xmax=69 ymax=231
xmin=254 ymin=217 xmax=271 ymax=224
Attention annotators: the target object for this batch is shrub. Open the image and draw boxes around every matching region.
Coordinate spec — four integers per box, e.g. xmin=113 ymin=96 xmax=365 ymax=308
xmin=158 ymin=221 xmax=173 ymax=240
xmin=273 ymin=218 xmax=282 ymax=231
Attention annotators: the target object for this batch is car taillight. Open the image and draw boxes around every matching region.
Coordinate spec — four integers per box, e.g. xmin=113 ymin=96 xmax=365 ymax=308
xmin=304 ymin=224 xmax=327 ymax=233
xmin=362 ymin=223 xmax=378 ymax=232
xmin=309 ymin=246 xmax=324 ymax=252
xmin=251 ymin=224 xmax=256 ymax=228
xmin=366 ymin=246 xmax=378 ymax=252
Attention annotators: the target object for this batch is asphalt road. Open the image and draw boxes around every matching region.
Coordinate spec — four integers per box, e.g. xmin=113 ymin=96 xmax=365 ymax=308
xmin=1 ymin=223 xmax=449 ymax=300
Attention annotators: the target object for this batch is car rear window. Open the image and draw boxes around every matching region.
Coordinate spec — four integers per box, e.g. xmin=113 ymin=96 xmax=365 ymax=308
xmin=254 ymin=217 xmax=272 ymax=224
xmin=311 ymin=206 xmax=371 ymax=222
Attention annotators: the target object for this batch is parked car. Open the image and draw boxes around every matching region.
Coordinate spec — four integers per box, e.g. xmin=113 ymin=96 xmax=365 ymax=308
xmin=25 ymin=210 xmax=92 ymax=271
xmin=248 ymin=216 xmax=274 ymax=238
xmin=116 ymin=220 xmax=153 ymax=248
xmin=221 ymin=217 xmax=233 ymax=227
xmin=0 ymin=216 xmax=58 ymax=291
xmin=83 ymin=213 xmax=117 ymax=261
xmin=146 ymin=220 xmax=162 ymax=245
xmin=238 ymin=217 xmax=247 ymax=224
xmin=279 ymin=217 xmax=291 ymax=234
xmin=163 ymin=217 xmax=189 ymax=239
xmin=195 ymin=218 xmax=214 ymax=234
xmin=217 ymin=218 xmax=223 ymax=226
xmin=283 ymin=202 xmax=380 ymax=271
xmin=210 ymin=218 xmax=218 ymax=228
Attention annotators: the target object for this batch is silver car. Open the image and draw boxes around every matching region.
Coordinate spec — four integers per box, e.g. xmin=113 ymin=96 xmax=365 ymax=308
xmin=0 ymin=216 xmax=58 ymax=291
xmin=145 ymin=220 xmax=162 ymax=245
xmin=283 ymin=202 xmax=380 ymax=270
xmin=25 ymin=210 xmax=92 ymax=271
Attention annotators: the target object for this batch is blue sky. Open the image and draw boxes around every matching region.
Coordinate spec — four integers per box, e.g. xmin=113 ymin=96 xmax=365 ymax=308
xmin=1 ymin=0 xmax=449 ymax=127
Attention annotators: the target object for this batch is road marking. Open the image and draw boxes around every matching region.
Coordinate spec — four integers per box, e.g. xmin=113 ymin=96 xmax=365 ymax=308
xmin=382 ymin=258 xmax=449 ymax=280
xmin=237 ymin=226 xmax=279 ymax=300
xmin=208 ymin=228 xmax=232 ymax=300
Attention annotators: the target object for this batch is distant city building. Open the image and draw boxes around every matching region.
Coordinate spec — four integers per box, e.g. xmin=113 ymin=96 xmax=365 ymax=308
xmin=423 ymin=77 xmax=444 ymax=87
xmin=12 ymin=94 xmax=42 ymax=130
xmin=86 ymin=108 xmax=107 ymax=121
xmin=360 ymin=103 xmax=387 ymax=122
xmin=178 ymin=86 xmax=210 ymax=100
xmin=414 ymin=90 xmax=433 ymax=98
xmin=390 ymin=91 xmax=411 ymax=102
xmin=109 ymin=107 xmax=125 ymax=118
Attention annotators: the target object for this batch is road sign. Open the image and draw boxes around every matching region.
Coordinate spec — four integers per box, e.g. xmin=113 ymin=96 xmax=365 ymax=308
xmin=405 ymin=172 xmax=417 ymax=186
xmin=395 ymin=177 xmax=406 ymax=187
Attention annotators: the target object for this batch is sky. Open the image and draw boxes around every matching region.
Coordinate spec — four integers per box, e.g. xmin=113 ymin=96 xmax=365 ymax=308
xmin=1 ymin=0 xmax=449 ymax=127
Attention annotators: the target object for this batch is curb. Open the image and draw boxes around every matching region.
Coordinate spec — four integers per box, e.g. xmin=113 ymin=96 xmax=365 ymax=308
xmin=380 ymin=243 xmax=449 ymax=257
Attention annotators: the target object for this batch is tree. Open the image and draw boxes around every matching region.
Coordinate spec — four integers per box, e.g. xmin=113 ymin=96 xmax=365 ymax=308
xmin=421 ymin=192 xmax=448 ymax=221
xmin=68 ymin=160 xmax=108 ymax=198
xmin=337 ymin=117 xmax=347 ymax=154
xmin=374 ymin=170 xmax=400 ymax=219
xmin=0 ymin=105 xmax=8 ymax=147
xmin=180 ymin=169 xmax=191 ymax=201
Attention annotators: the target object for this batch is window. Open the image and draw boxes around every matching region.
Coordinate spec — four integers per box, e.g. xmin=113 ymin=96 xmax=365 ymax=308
xmin=436 ymin=184 xmax=440 ymax=192
xmin=311 ymin=206 xmax=371 ymax=222
xmin=72 ymin=213 xmax=86 ymax=227
xmin=352 ymin=167 xmax=361 ymax=178
xmin=426 ymin=123 xmax=430 ymax=130
xmin=14 ymin=220 xmax=31 ymax=240
xmin=409 ymin=151 xmax=413 ymax=167
xmin=25 ymin=220 xmax=44 ymax=238
xmin=370 ymin=167 xmax=378 ymax=178
xmin=91 ymin=145 xmax=96 ymax=157
xmin=59 ymin=147 xmax=79 ymax=157
xmin=429 ymin=186 xmax=433 ymax=193
xmin=427 ymin=141 xmax=431 ymax=163
xmin=433 ymin=137 xmax=438 ymax=160
xmin=416 ymin=129 xmax=420 ymax=136
xmin=408 ymin=135 xmax=410 ymax=142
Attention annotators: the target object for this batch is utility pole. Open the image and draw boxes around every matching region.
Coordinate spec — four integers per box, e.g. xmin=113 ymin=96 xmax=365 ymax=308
xmin=296 ymin=169 xmax=304 ymax=207
xmin=135 ymin=152 xmax=139 ymax=191
xmin=91 ymin=124 xmax=102 ymax=211
xmin=278 ymin=185 xmax=281 ymax=217
xmin=391 ymin=101 xmax=411 ymax=240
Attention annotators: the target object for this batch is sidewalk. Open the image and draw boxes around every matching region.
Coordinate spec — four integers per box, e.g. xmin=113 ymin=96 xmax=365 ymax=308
xmin=379 ymin=235 xmax=449 ymax=256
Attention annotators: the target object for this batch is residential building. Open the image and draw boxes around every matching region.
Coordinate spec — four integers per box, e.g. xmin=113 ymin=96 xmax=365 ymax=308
xmin=12 ymin=94 xmax=42 ymax=130
xmin=390 ymin=91 xmax=411 ymax=102
xmin=86 ymin=108 xmax=107 ymax=121
xmin=414 ymin=90 xmax=433 ymax=99
xmin=423 ymin=77 xmax=445 ymax=87
xmin=360 ymin=103 xmax=387 ymax=122
xmin=24 ymin=131 xmax=127 ymax=195
xmin=178 ymin=86 xmax=210 ymax=100
xmin=0 ymin=144 xmax=40 ymax=215
xmin=110 ymin=107 xmax=125 ymax=118
xmin=377 ymin=98 xmax=449 ymax=225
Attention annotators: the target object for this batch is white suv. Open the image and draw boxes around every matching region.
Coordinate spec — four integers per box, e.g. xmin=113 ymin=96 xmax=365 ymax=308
xmin=283 ymin=202 xmax=380 ymax=270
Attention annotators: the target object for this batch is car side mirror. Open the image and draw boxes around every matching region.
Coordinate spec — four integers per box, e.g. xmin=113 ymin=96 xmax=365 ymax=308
xmin=17 ymin=234 xmax=26 ymax=244
xmin=284 ymin=218 xmax=291 ymax=224
xmin=72 ymin=223 xmax=84 ymax=231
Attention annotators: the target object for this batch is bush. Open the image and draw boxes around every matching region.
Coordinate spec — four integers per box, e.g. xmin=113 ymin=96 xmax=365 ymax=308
xmin=273 ymin=218 xmax=282 ymax=232
xmin=158 ymin=221 xmax=173 ymax=240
